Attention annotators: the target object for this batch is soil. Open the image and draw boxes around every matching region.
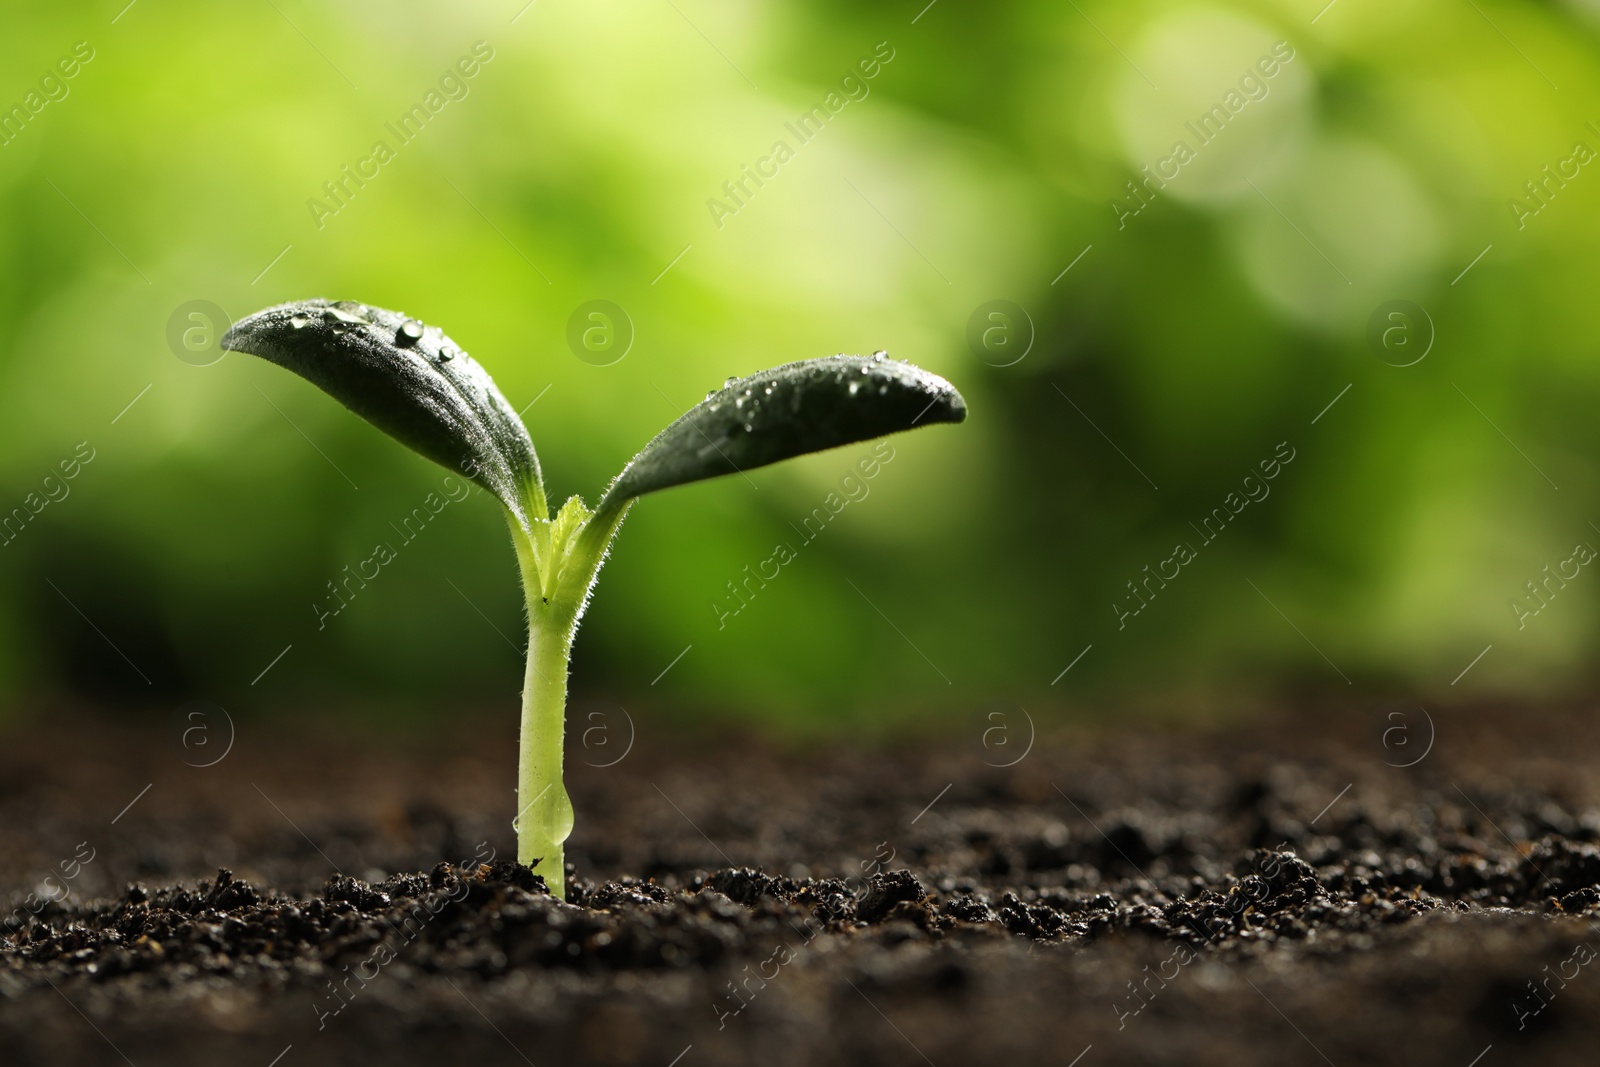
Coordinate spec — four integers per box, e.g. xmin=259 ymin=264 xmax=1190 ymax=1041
xmin=3 ymin=700 xmax=1600 ymax=1066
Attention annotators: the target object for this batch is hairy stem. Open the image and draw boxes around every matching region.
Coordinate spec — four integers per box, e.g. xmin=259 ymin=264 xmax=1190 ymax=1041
xmin=517 ymin=608 xmax=574 ymax=897
xmin=510 ymin=497 xmax=631 ymax=901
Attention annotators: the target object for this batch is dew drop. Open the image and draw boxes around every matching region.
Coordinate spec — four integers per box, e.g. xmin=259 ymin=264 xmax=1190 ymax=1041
xmin=397 ymin=319 xmax=424 ymax=346
xmin=848 ymin=381 xmax=860 ymax=396
xmin=763 ymin=385 xmax=774 ymax=396
xmin=871 ymin=350 xmax=888 ymax=363
xmin=877 ymin=385 xmax=888 ymax=396
xmin=705 ymin=390 xmax=718 ymax=401
xmin=437 ymin=346 xmax=456 ymax=363
xmin=324 ymin=305 xmax=368 ymax=325
xmin=723 ymin=376 xmax=739 ymax=389
xmin=860 ymin=365 xmax=871 ymax=375
xmin=289 ymin=313 xmax=311 ymax=329
xmin=742 ymin=422 xmax=754 ymax=432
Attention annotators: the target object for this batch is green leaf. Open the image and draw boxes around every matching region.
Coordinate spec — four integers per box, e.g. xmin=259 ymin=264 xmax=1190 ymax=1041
xmin=222 ymin=299 xmax=544 ymax=528
xmin=601 ymin=354 xmax=966 ymax=509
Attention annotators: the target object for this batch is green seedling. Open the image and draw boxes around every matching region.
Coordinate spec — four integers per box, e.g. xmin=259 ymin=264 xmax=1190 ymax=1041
xmin=222 ymin=299 xmax=967 ymax=898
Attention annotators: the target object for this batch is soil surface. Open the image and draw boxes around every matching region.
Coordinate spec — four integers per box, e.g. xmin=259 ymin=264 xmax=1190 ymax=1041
xmin=3 ymin=700 xmax=1600 ymax=1066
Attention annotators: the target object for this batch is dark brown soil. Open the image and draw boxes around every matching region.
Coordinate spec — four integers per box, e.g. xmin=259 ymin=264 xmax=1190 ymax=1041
xmin=3 ymin=701 xmax=1600 ymax=1066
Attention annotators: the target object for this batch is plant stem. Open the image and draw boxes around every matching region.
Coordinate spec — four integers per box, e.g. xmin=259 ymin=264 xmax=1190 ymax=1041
xmin=517 ymin=609 xmax=574 ymax=898
xmin=509 ymin=497 xmax=630 ymax=901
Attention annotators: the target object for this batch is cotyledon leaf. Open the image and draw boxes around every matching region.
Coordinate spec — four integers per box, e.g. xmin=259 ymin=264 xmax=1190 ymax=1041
xmin=221 ymin=299 xmax=543 ymax=529
xmin=600 ymin=354 xmax=966 ymax=511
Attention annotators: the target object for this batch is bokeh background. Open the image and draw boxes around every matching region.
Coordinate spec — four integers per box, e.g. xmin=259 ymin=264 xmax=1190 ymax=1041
xmin=3 ymin=0 xmax=1600 ymax=730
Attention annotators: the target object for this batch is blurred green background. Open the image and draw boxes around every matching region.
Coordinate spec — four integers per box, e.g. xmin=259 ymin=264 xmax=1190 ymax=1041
xmin=3 ymin=0 xmax=1600 ymax=728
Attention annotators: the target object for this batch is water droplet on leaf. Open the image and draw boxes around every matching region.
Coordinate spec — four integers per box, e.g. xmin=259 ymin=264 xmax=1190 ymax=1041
xmin=397 ymin=319 xmax=424 ymax=346
xmin=324 ymin=305 xmax=369 ymax=325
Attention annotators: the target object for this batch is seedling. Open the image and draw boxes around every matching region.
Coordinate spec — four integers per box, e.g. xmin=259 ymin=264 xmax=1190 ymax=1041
xmin=222 ymin=299 xmax=967 ymax=898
